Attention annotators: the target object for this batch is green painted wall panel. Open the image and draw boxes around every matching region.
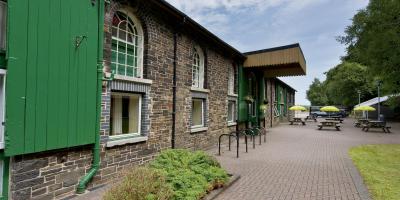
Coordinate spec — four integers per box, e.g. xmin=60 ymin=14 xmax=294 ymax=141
xmin=5 ymin=0 xmax=29 ymax=155
xmin=5 ymin=0 xmax=99 ymax=156
xmin=238 ymin=65 xmax=248 ymax=122
xmin=258 ymin=76 xmax=265 ymax=119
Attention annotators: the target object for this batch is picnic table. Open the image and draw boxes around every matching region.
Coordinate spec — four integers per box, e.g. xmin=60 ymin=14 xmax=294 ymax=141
xmin=318 ymin=121 xmax=341 ymax=131
xmin=362 ymin=121 xmax=391 ymax=133
xmin=305 ymin=115 xmax=317 ymax=122
xmin=354 ymin=119 xmax=369 ymax=127
xmin=290 ymin=117 xmax=305 ymax=125
xmin=325 ymin=117 xmax=343 ymax=123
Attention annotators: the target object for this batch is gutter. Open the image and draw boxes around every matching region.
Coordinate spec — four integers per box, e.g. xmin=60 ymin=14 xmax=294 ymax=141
xmin=77 ymin=0 xmax=104 ymax=193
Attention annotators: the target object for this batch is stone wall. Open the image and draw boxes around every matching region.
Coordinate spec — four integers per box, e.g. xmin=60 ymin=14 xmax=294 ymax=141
xmin=8 ymin=0 xmax=238 ymax=199
xmin=174 ymin=35 xmax=237 ymax=150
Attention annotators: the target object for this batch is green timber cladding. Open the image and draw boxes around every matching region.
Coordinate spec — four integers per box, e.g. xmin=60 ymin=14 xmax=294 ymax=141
xmin=240 ymin=44 xmax=305 ymax=124
xmin=238 ymin=66 xmax=267 ymax=124
xmin=5 ymin=0 xmax=101 ymax=156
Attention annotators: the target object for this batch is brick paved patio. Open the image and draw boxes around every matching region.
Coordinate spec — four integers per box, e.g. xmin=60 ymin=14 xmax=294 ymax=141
xmin=214 ymin=119 xmax=400 ymax=200
xmin=72 ymin=118 xmax=399 ymax=200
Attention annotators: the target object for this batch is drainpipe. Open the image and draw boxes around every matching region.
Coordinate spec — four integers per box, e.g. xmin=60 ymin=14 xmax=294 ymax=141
xmin=171 ymin=17 xmax=186 ymax=149
xmin=172 ymin=32 xmax=177 ymax=149
xmin=77 ymin=0 xmax=104 ymax=193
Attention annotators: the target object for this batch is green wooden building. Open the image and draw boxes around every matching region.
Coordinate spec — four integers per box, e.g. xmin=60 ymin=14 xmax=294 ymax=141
xmin=238 ymin=44 xmax=306 ymax=128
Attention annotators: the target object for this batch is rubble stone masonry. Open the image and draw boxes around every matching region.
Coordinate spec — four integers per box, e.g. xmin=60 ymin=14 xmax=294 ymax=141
xmin=9 ymin=1 xmax=237 ymax=199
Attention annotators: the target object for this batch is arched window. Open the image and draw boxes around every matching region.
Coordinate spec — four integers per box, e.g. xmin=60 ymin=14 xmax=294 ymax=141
xmin=228 ymin=65 xmax=235 ymax=94
xmin=192 ymin=46 xmax=205 ymax=88
xmin=111 ymin=9 xmax=144 ymax=78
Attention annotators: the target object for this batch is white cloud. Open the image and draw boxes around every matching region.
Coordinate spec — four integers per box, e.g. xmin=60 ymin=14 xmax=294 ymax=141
xmin=165 ymin=0 xmax=369 ymax=105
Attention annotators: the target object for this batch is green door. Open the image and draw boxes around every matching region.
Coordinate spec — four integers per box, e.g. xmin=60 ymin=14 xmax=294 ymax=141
xmin=5 ymin=0 xmax=100 ymax=156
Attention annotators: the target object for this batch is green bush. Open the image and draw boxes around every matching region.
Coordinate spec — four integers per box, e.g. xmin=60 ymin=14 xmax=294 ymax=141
xmin=150 ymin=149 xmax=229 ymax=200
xmin=103 ymin=167 xmax=174 ymax=200
xmin=103 ymin=149 xmax=229 ymax=200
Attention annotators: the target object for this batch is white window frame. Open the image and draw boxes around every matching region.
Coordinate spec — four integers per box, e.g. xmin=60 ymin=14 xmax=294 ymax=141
xmin=110 ymin=92 xmax=142 ymax=140
xmin=227 ymin=100 xmax=236 ymax=124
xmin=0 ymin=1 xmax=6 ymax=51
xmin=191 ymin=98 xmax=205 ymax=128
xmin=274 ymin=103 xmax=280 ymax=117
xmin=0 ymin=69 xmax=5 ymax=149
xmin=192 ymin=45 xmax=205 ymax=89
xmin=111 ymin=8 xmax=144 ymax=78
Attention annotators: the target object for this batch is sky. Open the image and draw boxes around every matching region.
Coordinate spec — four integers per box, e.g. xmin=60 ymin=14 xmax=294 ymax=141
xmin=165 ymin=0 xmax=369 ymax=105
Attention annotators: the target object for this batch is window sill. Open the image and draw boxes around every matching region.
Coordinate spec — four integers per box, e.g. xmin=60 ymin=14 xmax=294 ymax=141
xmin=227 ymin=122 xmax=237 ymax=127
xmin=109 ymin=73 xmax=153 ymax=85
xmin=106 ymin=136 xmax=148 ymax=148
xmin=228 ymin=93 xmax=238 ymax=97
xmin=191 ymin=87 xmax=210 ymax=93
xmin=190 ymin=127 xmax=208 ymax=133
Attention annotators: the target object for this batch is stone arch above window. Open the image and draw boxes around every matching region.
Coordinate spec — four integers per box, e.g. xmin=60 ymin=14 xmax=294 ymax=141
xmin=111 ymin=8 xmax=144 ymax=78
xmin=192 ymin=45 xmax=205 ymax=88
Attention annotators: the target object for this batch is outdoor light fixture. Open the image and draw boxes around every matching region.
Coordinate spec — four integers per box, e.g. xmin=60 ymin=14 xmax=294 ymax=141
xmin=0 ymin=1 xmax=6 ymax=51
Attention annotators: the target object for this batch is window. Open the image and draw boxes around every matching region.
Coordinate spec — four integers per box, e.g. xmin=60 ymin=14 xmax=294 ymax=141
xmin=0 ymin=1 xmax=6 ymax=50
xmin=248 ymin=73 xmax=257 ymax=117
xmin=192 ymin=46 xmax=205 ymax=88
xmin=111 ymin=10 xmax=143 ymax=78
xmin=191 ymin=98 xmax=204 ymax=128
xmin=251 ymin=101 xmax=257 ymax=117
xmin=227 ymin=100 xmax=236 ymax=123
xmin=110 ymin=93 xmax=141 ymax=137
xmin=228 ymin=66 xmax=235 ymax=94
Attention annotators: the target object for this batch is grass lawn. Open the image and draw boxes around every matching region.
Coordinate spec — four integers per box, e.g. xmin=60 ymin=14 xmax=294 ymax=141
xmin=349 ymin=144 xmax=400 ymax=200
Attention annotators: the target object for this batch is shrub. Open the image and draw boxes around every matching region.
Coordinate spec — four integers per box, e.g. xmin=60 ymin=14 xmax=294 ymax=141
xmin=103 ymin=149 xmax=228 ymax=200
xmin=150 ymin=149 xmax=229 ymax=200
xmin=103 ymin=167 xmax=174 ymax=200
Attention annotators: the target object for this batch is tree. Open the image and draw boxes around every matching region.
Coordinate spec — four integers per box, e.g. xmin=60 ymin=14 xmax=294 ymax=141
xmin=306 ymin=78 xmax=329 ymax=106
xmin=324 ymin=62 xmax=375 ymax=107
xmin=338 ymin=0 xmax=400 ymax=96
xmin=306 ymin=62 xmax=376 ymax=107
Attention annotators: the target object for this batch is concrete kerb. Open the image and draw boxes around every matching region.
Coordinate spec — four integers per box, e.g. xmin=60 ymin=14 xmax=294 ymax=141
xmin=204 ymin=174 xmax=241 ymax=200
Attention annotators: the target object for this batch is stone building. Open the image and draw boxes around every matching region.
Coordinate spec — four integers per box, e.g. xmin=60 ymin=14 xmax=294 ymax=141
xmin=0 ymin=0 xmax=306 ymax=199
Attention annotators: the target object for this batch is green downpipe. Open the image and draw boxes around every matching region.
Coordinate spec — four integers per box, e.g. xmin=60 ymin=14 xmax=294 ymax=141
xmin=77 ymin=0 xmax=104 ymax=194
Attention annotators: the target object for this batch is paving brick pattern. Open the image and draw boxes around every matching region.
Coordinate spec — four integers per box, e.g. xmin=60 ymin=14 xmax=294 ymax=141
xmin=214 ymin=119 xmax=400 ymax=200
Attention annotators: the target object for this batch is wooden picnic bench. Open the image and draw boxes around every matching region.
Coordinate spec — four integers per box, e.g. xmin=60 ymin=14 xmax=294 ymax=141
xmin=354 ymin=119 xmax=369 ymax=127
xmin=325 ymin=117 xmax=343 ymax=123
xmin=289 ymin=117 xmax=305 ymax=125
xmin=318 ymin=121 xmax=341 ymax=131
xmin=362 ymin=121 xmax=391 ymax=133
xmin=305 ymin=115 xmax=317 ymax=122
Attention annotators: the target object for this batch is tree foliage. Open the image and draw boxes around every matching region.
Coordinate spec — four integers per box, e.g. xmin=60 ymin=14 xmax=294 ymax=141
xmin=337 ymin=0 xmax=400 ymax=96
xmin=324 ymin=62 xmax=375 ymax=107
xmin=306 ymin=62 xmax=376 ymax=107
xmin=306 ymin=78 xmax=329 ymax=106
